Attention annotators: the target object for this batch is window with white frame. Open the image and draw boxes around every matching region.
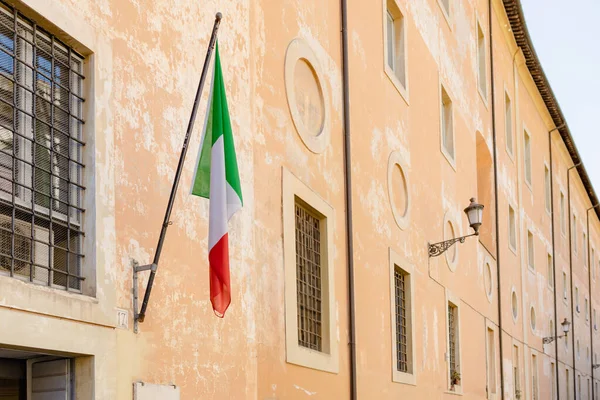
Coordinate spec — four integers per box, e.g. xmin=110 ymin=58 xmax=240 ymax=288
xmin=527 ymin=230 xmax=534 ymax=270
xmin=384 ymin=0 xmax=407 ymax=92
xmin=583 ymin=232 xmax=587 ymax=267
xmin=576 ymin=286 xmax=580 ymax=312
xmin=544 ymin=165 xmax=551 ymax=213
xmin=440 ymin=85 xmax=454 ymax=162
xmin=548 ymin=253 xmax=554 ymax=289
xmin=509 ymin=205 xmax=516 ymax=250
xmin=476 ymin=21 xmax=486 ymax=97
xmin=563 ymin=272 xmax=568 ymax=301
xmin=585 ymin=297 xmax=589 ymax=321
xmin=560 ymin=192 xmax=566 ymax=234
xmin=513 ymin=345 xmax=520 ymax=399
xmin=531 ymin=353 xmax=539 ymax=400
xmin=389 ymin=249 xmax=416 ymax=385
xmin=505 ymin=92 xmax=513 ymax=155
xmin=594 ymin=308 xmax=597 ymax=330
xmin=447 ymin=299 xmax=461 ymax=391
xmin=573 ymin=214 xmax=578 ymax=253
xmin=283 ymin=168 xmax=338 ymax=373
xmin=486 ymin=327 xmax=496 ymax=395
xmin=523 ymin=129 xmax=532 ymax=185
xmin=0 ymin=3 xmax=85 ymax=291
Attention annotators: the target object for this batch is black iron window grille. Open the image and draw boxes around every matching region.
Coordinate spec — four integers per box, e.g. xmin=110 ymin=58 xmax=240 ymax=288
xmin=0 ymin=1 xmax=85 ymax=291
xmin=448 ymin=303 xmax=458 ymax=379
xmin=295 ymin=200 xmax=323 ymax=352
xmin=394 ymin=267 xmax=408 ymax=373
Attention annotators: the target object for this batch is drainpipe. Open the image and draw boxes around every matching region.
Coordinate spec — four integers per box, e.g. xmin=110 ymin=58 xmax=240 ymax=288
xmin=488 ymin=0 xmax=505 ymax=398
xmin=340 ymin=0 xmax=357 ymax=398
xmin=549 ymin=124 xmax=564 ymax=399
xmin=587 ymin=204 xmax=598 ymax=400
xmin=568 ymin=162 xmax=582 ymax=397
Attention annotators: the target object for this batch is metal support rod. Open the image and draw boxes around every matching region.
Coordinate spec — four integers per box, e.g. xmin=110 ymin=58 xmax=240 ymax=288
xmin=136 ymin=12 xmax=223 ymax=324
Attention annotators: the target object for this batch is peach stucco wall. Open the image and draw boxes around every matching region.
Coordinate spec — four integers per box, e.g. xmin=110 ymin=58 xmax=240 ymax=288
xmin=0 ymin=0 xmax=599 ymax=399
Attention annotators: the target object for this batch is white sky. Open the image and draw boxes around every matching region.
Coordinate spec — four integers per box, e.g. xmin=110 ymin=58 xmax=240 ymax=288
xmin=520 ymin=0 xmax=600 ymax=192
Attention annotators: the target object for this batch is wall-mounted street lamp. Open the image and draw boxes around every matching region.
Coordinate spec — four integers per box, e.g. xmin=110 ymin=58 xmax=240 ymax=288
xmin=428 ymin=198 xmax=484 ymax=258
xmin=594 ymin=364 xmax=600 ymax=370
xmin=543 ymin=318 xmax=571 ymax=344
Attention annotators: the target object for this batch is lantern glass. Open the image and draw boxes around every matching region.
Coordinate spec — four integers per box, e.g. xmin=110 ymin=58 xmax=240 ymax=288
xmin=561 ymin=319 xmax=571 ymax=334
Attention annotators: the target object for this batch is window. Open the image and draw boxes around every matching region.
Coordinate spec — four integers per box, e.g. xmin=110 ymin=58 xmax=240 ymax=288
xmin=487 ymin=327 xmax=496 ymax=395
xmin=544 ymin=166 xmax=551 ymax=213
xmin=588 ymin=379 xmax=591 ymax=400
xmin=524 ymin=129 xmax=532 ymax=185
xmin=446 ymin=293 xmax=461 ymax=392
xmin=594 ymin=308 xmax=597 ymax=330
xmin=573 ymin=214 xmax=578 ymax=253
xmin=577 ymin=340 xmax=580 ymax=359
xmin=585 ymin=297 xmax=589 ymax=321
xmin=530 ymin=306 xmax=536 ymax=331
xmin=576 ymin=286 xmax=580 ymax=312
xmin=584 ymin=232 xmax=588 ymax=267
xmin=578 ymin=374 xmax=581 ymax=399
xmin=560 ymin=192 xmax=566 ymax=234
xmin=527 ymin=231 xmax=534 ymax=270
xmin=476 ymin=22 xmax=486 ymax=97
xmin=505 ymin=93 xmax=513 ymax=155
xmin=440 ymin=86 xmax=454 ymax=163
xmin=0 ymin=4 xmax=85 ymax=291
xmin=531 ymin=354 xmax=538 ymax=400
xmin=593 ymin=248 xmax=596 ymax=280
xmin=513 ymin=346 xmax=520 ymax=399
xmin=548 ymin=254 xmax=554 ymax=289
xmin=283 ymin=168 xmax=338 ymax=373
xmin=384 ymin=0 xmax=407 ymax=93
xmin=511 ymin=290 xmax=518 ymax=320
xmin=563 ymin=272 xmax=568 ymax=300
xmin=509 ymin=205 xmax=516 ymax=250
xmin=389 ymin=248 xmax=416 ymax=385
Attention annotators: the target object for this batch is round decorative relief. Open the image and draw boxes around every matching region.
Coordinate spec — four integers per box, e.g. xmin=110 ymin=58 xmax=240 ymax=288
xmin=387 ymin=151 xmax=411 ymax=230
xmin=284 ymin=38 xmax=330 ymax=154
xmin=484 ymin=258 xmax=493 ymax=302
xmin=443 ymin=211 xmax=460 ymax=272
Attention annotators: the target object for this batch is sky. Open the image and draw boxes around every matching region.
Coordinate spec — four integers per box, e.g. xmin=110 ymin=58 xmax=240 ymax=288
xmin=520 ymin=0 xmax=600 ymax=192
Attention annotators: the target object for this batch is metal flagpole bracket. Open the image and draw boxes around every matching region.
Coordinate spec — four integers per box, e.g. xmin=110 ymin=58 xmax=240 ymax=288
xmin=132 ymin=259 xmax=157 ymax=333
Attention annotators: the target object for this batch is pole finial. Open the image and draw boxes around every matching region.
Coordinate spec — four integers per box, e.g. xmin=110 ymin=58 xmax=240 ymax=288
xmin=216 ymin=12 xmax=222 ymax=21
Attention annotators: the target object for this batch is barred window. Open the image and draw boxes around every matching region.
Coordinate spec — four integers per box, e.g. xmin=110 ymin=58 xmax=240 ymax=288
xmin=394 ymin=267 xmax=408 ymax=372
xmin=0 ymin=3 xmax=85 ymax=291
xmin=448 ymin=302 xmax=459 ymax=387
xmin=295 ymin=200 xmax=322 ymax=352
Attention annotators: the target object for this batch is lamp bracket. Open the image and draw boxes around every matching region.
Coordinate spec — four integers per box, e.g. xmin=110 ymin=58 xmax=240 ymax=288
xmin=428 ymin=233 xmax=478 ymax=258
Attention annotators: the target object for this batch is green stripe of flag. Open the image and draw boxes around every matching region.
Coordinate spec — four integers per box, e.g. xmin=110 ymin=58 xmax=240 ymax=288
xmin=192 ymin=42 xmax=243 ymax=204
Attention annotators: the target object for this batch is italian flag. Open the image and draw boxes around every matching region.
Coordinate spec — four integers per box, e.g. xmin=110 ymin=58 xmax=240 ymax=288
xmin=191 ymin=42 xmax=242 ymax=318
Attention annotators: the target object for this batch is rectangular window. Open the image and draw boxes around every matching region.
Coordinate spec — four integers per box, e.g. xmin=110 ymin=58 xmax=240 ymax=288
xmin=487 ymin=328 xmax=496 ymax=394
xmin=545 ymin=166 xmax=551 ymax=212
xmin=584 ymin=232 xmax=587 ymax=267
xmin=594 ymin=308 xmax=597 ymax=330
xmin=563 ymin=272 xmax=568 ymax=300
xmin=509 ymin=205 xmax=516 ymax=250
xmin=576 ymin=286 xmax=580 ymax=312
xmin=295 ymin=202 xmax=323 ymax=352
xmin=527 ymin=231 xmax=534 ymax=269
xmin=0 ymin=4 xmax=85 ymax=291
xmin=548 ymin=254 xmax=554 ymax=289
xmin=385 ymin=1 xmax=406 ymax=90
xmin=477 ymin=22 xmax=486 ymax=97
xmin=560 ymin=192 xmax=566 ymax=234
xmin=513 ymin=346 xmax=520 ymax=399
xmin=283 ymin=169 xmax=337 ymax=373
xmin=524 ymin=130 xmax=532 ymax=185
xmin=531 ymin=354 xmax=538 ymax=400
xmin=441 ymin=86 xmax=454 ymax=162
xmin=505 ymin=93 xmax=513 ymax=155
xmin=448 ymin=301 xmax=460 ymax=390
xmin=578 ymin=374 xmax=581 ymax=400
xmin=440 ymin=0 xmax=450 ymax=17
xmin=585 ymin=298 xmax=589 ymax=321
xmin=589 ymin=379 xmax=591 ymax=400
xmin=573 ymin=214 xmax=578 ymax=253
xmin=593 ymin=248 xmax=596 ymax=279
xmin=389 ymin=249 xmax=416 ymax=384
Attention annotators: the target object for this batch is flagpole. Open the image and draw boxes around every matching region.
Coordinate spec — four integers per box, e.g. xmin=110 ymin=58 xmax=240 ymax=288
xmin=136 ymin=12 xmax=223 ymax=324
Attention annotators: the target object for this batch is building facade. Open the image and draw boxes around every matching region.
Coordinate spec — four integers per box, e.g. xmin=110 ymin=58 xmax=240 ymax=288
xmin=0 ymin=0 xmax=598 ymax=399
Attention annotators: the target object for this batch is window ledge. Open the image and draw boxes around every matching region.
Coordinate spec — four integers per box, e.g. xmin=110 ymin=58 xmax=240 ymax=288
xmin=478 ymin=87 xmax=488 ymax=109
xmin=392 ymin=371 xmax=416 ymax=386
xmin=509 ymin=244 xmax=518 ymax=256
xmin=384 ymin=65 xmax=409 ymax=106
xmin=445 ymin=387 xmax=463 ymax=396
xmin=441 ymin=146 xmax=457 ymax=172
